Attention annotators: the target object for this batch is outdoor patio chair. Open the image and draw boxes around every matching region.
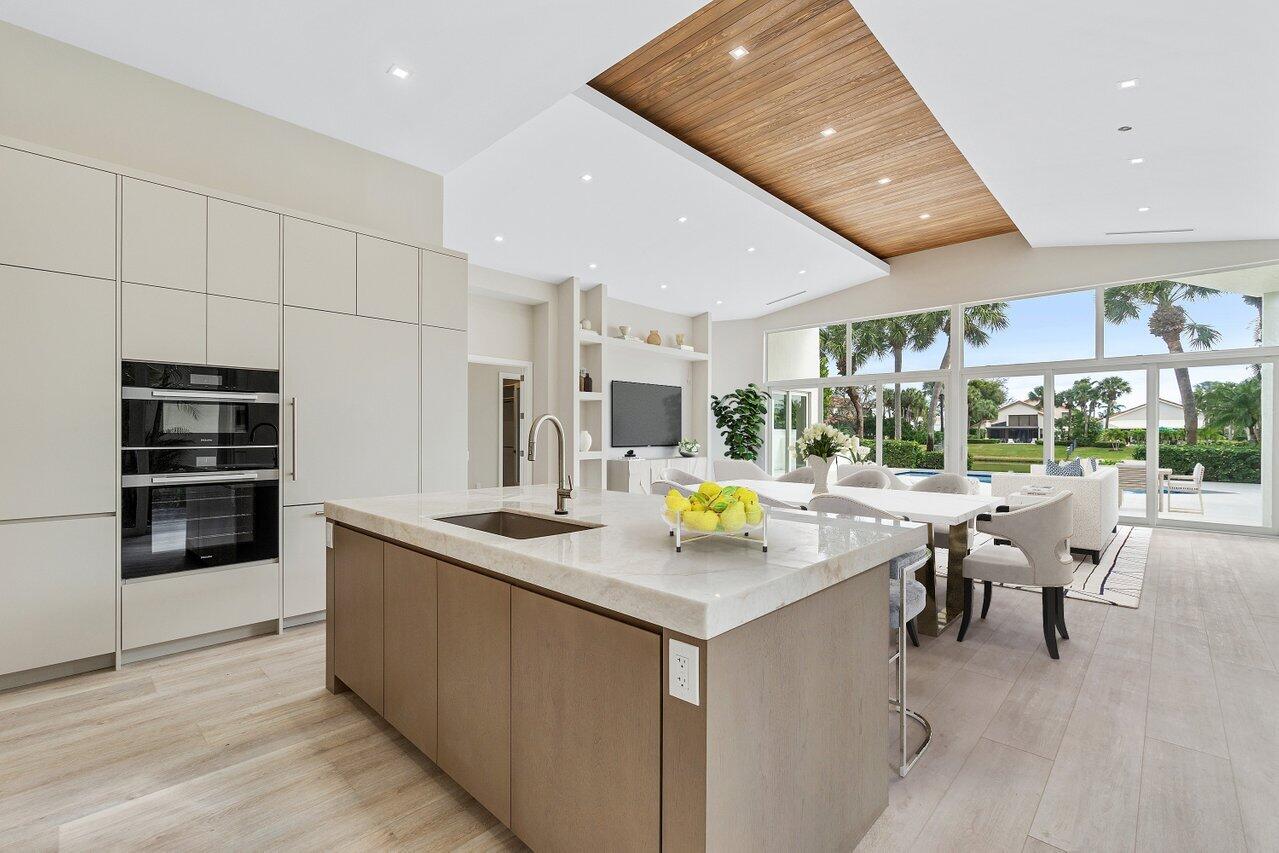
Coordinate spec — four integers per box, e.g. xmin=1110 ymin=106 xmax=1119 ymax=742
xmin=1165 ymin=462 xmax=1205 ymax=514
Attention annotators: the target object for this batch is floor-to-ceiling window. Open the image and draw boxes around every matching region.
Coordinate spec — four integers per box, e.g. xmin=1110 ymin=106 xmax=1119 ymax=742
xmin=763 ymin=263 xmax=1279 ymax=533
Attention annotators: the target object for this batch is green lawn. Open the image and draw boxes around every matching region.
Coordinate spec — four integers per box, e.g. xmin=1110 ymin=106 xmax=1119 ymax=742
xmin=967 ymin=442 xmax=1136 ymax=474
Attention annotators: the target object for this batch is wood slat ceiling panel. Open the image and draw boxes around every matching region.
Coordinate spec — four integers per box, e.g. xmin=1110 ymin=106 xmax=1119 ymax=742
xmin=590 ymin=0 xmax=1017 ymax=258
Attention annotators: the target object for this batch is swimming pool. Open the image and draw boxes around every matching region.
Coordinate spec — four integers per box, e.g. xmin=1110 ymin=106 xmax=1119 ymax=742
xmin=899 ymin=470 xmax=993 ymax=484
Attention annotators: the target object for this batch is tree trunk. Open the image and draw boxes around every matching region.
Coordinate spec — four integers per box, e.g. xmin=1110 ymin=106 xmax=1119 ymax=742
xmin=1158 ymin=332 xmax=1199 ymax=444
xmin=893 ymin=348 xmax=904 ymax=440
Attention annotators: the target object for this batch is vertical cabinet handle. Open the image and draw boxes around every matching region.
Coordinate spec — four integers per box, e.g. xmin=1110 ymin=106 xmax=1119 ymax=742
xmin=290 ymin=396 xmax=299 ymax=481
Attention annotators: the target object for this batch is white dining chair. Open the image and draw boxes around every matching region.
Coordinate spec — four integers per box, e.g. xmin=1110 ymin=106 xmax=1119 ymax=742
xmin=775 ymin=466 xmax=814 ymax=484
xmin=836 ymin=463 xmax=912 ymax=490
xmin=909 ymin=472 xmax=977 ymax=495
xmin=658 ymin=468 xmax=702 ymax=487
xmin=712 ymin=459 xmax=772 ymax=481
xmin=807 ymin=493 xmax=932 ymax=777
xmin=836 ymin=468 xmax=893 ymax=489
xmin=651 ymin=477 xmax=695 ymax=497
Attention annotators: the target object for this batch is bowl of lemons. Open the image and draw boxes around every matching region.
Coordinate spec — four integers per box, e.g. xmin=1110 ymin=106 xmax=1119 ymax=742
xmin=662 ymin=482 xmax=768 ymax=552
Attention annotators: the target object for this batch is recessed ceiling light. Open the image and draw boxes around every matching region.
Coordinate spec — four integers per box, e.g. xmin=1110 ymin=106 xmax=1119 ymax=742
xmin=588 ymin=262 xmax=598 ymax=269
xmin=746 ymin=246 xmax=756 ymax=253
xmin=579 ymin=173 xmax=593 ymax=182
xmin=493 ymin=234 xmax=504 ymax=243
xmin=1118 ymin=125 xmax=1133 ymax=132
xmin=1137 ymin=207 xmax=1150 ymax=212
xmin=1130 ymin=157 xmax=1145 ymax=165
xmin=729 ymin=45 xmax=749 ymax=60
xmin=919 ymin=213 xmax=931 ymax=220
xmin=387 ymin=64 xmax=411 ymax=80
xmin=820 ymin=127 xmax=837 ymax=138
xmin=798 ymin=269 xmax=807 ymax=275
xmin=877 ymin=177 xmax=892 ymax=185
xmin=676 ymin=216 xmax=687 ymax=223
xmin=659 ymin=284 xmax=668 ymax=290
xmin=1118 ymin=78 xmax=1139 ymax=89
xmin=715 ymin=300 xmax=724 ymax=305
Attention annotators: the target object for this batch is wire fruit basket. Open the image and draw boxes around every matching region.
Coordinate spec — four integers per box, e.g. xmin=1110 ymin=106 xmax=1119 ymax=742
xmin=661 ymin=505 xmax=769 ymax=553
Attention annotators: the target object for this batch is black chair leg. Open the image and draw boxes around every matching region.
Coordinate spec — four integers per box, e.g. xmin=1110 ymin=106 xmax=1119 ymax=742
xmin=907 ymin=619 xmax=920 ymax=647
xmin=1056 ymin=587 xmax=1069 ymax=640
xmin=956 ymin=578 xmax=974 ymax=642
xmin=981 ymin=580 xmax=992 ymax=619
xmin=1041 ymin=588 xmax=1060 ymax=659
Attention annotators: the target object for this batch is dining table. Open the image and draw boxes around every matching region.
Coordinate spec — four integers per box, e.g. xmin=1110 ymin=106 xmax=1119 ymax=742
xmin=722 ymin=480 xmax=999 ymax=635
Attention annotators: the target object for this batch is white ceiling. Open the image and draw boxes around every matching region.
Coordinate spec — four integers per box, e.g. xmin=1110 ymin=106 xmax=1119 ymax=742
xmin=854 ymin=0 xmax=1279 ymax=248
xmin=0 ymin=0 xmax=704 ymax=174
xmin=445 ymin=93 xmax=888 ymax=321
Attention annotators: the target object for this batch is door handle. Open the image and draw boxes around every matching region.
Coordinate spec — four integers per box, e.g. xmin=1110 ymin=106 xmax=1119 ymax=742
xmin=150 ymin=471 xmax=259 ymax=485
xmin=290 ymin=396 xmax=299 ymax=482
xmin=151 ymin=389 xmax=259 ymax=402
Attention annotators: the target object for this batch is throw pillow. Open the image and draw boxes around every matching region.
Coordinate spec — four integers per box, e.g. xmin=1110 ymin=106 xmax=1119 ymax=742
xmin=1045 ymin=458 xmax=1085 ymax=477
xmin=1078 ymin=457 xmax=1098 ymax=474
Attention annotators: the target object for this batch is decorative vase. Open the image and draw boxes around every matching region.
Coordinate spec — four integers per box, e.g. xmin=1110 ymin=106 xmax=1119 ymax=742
xmin=617 ymin=324 xmax=631 ymax=339
xmin=679 ymin=449 xmax=695 ymax=458
xmin=675 ymin=333 xmax=686 ymax=348
xmin=580 ymin=318 xmax=592 ymax=331
xmin=646 ymin=329 xmax=662 ymax=346
xmin=579 ymin=430 xmax=592 ymax=452
xmin=808 ymin=455 xmax=833 ymax=495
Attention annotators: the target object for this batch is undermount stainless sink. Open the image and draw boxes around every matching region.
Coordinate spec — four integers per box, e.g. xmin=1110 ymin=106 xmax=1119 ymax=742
xmin=435 ymin=510 xmax=601 ymax=540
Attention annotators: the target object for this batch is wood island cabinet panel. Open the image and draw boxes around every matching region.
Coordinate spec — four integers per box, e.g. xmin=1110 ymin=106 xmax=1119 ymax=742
xmin=437 ymin=561 xmax=511 ymax=825
xmin=122 ymin=177 xmax=207 ymax=292
xmin=332 ymin=525 xmax=384 ymax=714
xmin=511 ymin=588 xmax=661 ymax=852
xmin=0 ymin=146 xmax=116 ymax=279
xmin=383 ymin=543 xmax=437 ymax=761
xmin=208 ymin=198 xmax=280 ymax=303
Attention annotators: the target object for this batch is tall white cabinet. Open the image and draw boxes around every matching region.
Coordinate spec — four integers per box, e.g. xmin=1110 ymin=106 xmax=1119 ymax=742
xmin=0 ymin=141 xmax=469 ymax=681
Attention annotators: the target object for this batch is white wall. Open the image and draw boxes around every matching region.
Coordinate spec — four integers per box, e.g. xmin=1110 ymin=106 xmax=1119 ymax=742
xmin=605 ymin=298 xmax=697 ymax=458
xmin=468 ymin=293 xmax=534 ymax=363
xmin=0 ymin=21 xmax=443 ymax=247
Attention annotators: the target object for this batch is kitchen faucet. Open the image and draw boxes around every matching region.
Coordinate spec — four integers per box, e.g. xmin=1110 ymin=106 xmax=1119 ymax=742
xmin=527 ymin=413 xmax=572 ymax=515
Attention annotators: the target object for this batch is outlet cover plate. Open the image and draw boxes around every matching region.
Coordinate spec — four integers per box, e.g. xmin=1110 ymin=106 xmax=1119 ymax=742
xmin=669 ymin=638 xmax=699 ymax=706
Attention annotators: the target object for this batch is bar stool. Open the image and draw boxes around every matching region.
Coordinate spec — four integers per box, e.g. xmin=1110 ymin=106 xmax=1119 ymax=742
xmin=808 ymin=494 xmax=933 ymax=776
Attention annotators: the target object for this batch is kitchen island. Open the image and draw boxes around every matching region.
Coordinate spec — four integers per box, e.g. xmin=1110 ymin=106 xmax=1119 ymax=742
xmin=324 ymin=485 xmax=927 ymax=851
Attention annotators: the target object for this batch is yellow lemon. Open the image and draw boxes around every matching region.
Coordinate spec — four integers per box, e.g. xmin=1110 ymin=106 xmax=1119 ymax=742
xmin=744 ymin=505 xmax=763 ymax=526
xmin=737 ymin=487 xmax=758 ymax=506
xmin=683 ymin=510 xmax=719 ymax=532
xmin=689 ymin=491 xmax=708 ymax=509
xmin=719 ymin=502 xmax=747 ymax=533
xmin=697 ymin=481 xmax=722 ymax=502
xmin=665 ymin=490 xmax=691 ymax=513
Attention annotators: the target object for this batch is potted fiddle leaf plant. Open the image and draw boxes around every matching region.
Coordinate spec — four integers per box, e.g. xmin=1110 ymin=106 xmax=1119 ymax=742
xmin=711 ymin=384 xmax=771 ymax=462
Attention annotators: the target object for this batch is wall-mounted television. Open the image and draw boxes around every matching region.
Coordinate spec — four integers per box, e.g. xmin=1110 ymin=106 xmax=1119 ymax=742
xmin=611 ymin=381 xmax=681 ymax=447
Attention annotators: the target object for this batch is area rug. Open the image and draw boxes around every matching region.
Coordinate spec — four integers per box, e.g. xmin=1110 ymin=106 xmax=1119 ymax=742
xmin=938 ymin=525 xmax=1150 ymax=609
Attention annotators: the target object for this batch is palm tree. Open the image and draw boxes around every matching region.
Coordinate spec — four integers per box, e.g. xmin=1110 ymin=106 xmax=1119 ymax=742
xmin=818 ymin=323 xmax=887 ymax=438
xmin=863 ymin=313 xmax=945 ymax=440
xmin=1097 ymin=375 xmax=1132 ymax=429
xmin=924 ymin=302 xmax=1010 ymax=448
xmin=1104 ymin=281 xmax=1222 ymax=443
xmin=1197 ymin=377 xmax=1261 ymax=441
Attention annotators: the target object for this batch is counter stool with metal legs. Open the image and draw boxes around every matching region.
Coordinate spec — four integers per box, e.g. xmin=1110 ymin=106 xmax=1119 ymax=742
xmin=809 ymin=494 xmax=933 ymax=777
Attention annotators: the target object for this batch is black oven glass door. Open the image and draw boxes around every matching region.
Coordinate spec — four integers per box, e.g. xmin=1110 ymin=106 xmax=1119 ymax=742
xmin=122 ymin=392 xmax=279 ymax=448
xmin=121 ymin=473 xmax=279 ymax=579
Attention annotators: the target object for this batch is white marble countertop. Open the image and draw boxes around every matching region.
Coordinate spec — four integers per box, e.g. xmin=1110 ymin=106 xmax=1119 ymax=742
xmin=325 ymin=485 xmax=927 ymax=639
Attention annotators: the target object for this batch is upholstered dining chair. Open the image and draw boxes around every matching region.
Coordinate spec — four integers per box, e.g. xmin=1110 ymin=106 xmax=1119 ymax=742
xmin=775 ymin=466 xmax=815 ymax=484
xmin=836 ymin=468 xmax=893 ymax=489
xmin=909 ymin=472 xmax=978 ymax=495
xmin=651 ymin=477 xmax=695 ymax=497
xmin=807 ymin=493 xmax=932 ymax=777
xmin=835 ymin=464 xmax=912 ymax=490
xmin=658 ymin=468 xmax=702 ymax=487
xmin=712 ymin=459 xmax=772 ymax=481
xmin=957 ymin=492 xmax=1075 ymax=659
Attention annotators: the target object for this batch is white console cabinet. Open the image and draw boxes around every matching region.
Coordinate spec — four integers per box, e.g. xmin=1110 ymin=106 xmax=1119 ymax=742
xmin=607 ymin=456 xmax=709 ymax=494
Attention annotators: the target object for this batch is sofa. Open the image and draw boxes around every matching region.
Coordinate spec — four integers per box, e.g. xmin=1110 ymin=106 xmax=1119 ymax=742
xmin=989 ymin=465 xmax=1120 ymax=563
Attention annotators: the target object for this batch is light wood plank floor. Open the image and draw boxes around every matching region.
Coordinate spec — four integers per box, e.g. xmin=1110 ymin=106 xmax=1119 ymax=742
xmin=1 ymin=528 xmax=1275 ymax=851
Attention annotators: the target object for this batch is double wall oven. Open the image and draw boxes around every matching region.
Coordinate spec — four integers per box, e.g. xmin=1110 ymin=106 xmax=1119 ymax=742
xmin=121 ymin=362 xmax=280 ymax=579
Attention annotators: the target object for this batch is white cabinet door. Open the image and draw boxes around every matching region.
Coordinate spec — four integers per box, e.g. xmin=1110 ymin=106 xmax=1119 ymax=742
xmin=283 ymin=217 xmax=356 ymax=314
xmin=421 ymin=249 xmax=467 ymax=331
xmin=208 ymin=199 xmax=280 ymax=303
xmin=283 ymin=307 xmax=419 ymax=505
xmin=207 ymin=295 xmax=279 ymax=369
xmin=283 ymin=504 xmax=327 ymax=618
xmin=422 ymin=325 xmax=468 ymax=492
xmin=122 ymin=562 xmax=280 ymax=651
xmin=121 ymin=282 xmax=206 ymax=364
xmin=0 ymin=267 xmax=116 ymax=520
xmin=0 ymin=516 xmax=115 ymax=676
xmin=122 ymin=178 xmax=207 ymax=292
xmin=357 ymin=234 xmax=417 ymax=323
xmin=0 ymin=146 xmax=116 ymax=279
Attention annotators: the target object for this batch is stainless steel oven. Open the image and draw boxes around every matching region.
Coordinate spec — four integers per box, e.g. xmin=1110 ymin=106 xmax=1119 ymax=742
xmin=121 ymin=361 xmax=280 ymax=579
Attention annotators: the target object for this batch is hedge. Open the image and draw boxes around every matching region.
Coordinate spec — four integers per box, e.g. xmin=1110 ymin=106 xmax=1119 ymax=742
xmin=1132 ymin=442 xmax=1260 ymax=483
xmin=882 ymin=439 xmax=920 ymax=468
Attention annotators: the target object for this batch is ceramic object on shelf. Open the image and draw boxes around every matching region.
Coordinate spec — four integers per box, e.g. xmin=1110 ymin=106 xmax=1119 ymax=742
xmin=616 ymin=324 xmax=630 ymax=339
xmin=580 ymin=318 xmax=592 ymax=331
xmin=579 ymin=430 xmax=592 ymax=452
xmin=646 ymin=329 xmax=662 ymax=346
xmin=675 ymin=333 xmax=686 ymax=348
